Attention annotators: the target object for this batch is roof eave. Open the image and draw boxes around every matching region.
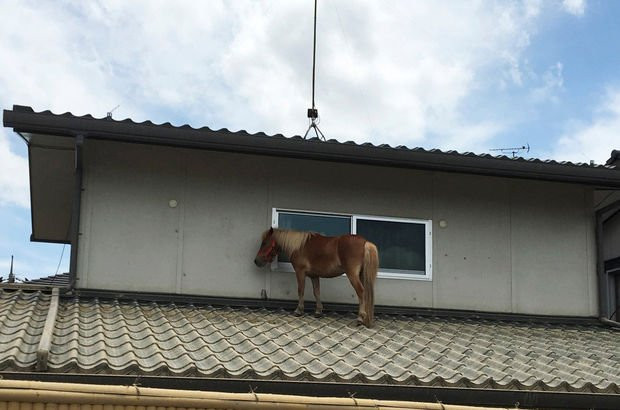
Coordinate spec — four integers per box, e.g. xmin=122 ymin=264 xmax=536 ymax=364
xmin=4 ymin=105 xmax=620 ymax=188
xmin=2 ymin=372 xmax=618 ymax=410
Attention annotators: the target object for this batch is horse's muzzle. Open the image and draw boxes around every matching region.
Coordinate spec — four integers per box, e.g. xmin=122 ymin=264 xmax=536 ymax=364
xmin=254 ymin=257 xmax=266 ymax=267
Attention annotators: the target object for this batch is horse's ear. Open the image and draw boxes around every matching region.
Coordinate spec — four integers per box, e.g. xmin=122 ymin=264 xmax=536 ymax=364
xmin=269 ymin=227 xmax=274 ymax=235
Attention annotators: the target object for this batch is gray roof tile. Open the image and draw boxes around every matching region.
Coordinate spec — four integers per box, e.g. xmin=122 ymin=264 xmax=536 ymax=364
xmin=25 ymin=273 xmax=70 ymax=287
xmin=0 ymin=290 xmax=51 ymax=370
xmin=1 ymin=289 xmax=619 ymax=393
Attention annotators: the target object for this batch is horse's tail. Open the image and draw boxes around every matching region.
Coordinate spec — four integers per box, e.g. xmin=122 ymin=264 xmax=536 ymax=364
xmin=362 ymin=241 xmax=379 ymax=327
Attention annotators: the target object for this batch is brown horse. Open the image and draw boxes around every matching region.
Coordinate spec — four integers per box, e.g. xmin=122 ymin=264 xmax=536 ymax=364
xmin=254 ymin=228 xmax=379 ymax=327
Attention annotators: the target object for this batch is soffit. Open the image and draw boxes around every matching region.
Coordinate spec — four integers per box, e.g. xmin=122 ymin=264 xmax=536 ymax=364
xmin=27 ymin=133 xmax=74 ymax=243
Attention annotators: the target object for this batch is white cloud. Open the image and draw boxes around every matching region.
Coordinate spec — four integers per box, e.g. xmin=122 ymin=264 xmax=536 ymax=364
xmin=434 ymin=122 xmax=506 ymax=154
xmin=0 ymin=131 xmax=29 ymax=207
xmin=552 ymin=88 xmax=620 ymax=164
xmin=0 ymin=0 xmax=582 ymax=198
xmin=218 ymin=1 xmax=543 ymax=148
xmin=562 ymin=0 xmax=586 ymax=16
xmin=530 ymin=62 xmax=564 ymax=103
xmin=0 ymin=1 xmax=546 ymax=147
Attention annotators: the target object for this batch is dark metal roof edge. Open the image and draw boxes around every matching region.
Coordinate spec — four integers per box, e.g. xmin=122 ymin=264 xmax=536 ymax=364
xmin=0 ymin=283 xmax=64 ymax=291
xmin=68 ymin=288 xmax=608 ymax=327
xmin=1 ymin=372 xmax=618 ymax=410
xmin=29 ymin=234 xmax=70 ymax=245
xmin=27 ymin=272 xmax=70 ymax=287
xmin=4 ymin=105 xmax=620 ymax=187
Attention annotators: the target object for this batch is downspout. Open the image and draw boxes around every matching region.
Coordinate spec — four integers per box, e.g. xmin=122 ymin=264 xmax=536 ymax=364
xmin=68 ymin=135 xmax=84 ymax=290
xmin=595 ymin=198 xmax=620 ymax=324
xmin=17 ymin=131 xmax=38 ymax=245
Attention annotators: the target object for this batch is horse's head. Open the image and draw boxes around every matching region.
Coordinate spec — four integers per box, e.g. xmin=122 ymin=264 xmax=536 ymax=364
xmin=254 ymin=227 xmax=278 ymax=267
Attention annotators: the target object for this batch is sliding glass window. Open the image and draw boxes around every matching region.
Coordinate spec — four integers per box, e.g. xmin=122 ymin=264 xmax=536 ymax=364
xmin=273 ymin=209 xmax=432 ymax=280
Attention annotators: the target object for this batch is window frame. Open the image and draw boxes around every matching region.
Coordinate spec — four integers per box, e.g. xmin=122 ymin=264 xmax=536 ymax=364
xmin=271 ymin=208 xmax=432 ymax=281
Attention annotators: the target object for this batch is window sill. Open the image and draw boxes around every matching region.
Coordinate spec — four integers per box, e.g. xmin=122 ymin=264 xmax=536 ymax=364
xmin=377 ymin=272 xmax=432 ymax=281
xmin=271 ymin=264 xmax=432 ymax=281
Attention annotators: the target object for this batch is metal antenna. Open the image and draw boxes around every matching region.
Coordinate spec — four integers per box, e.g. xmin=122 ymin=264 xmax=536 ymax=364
xmin=303 ymin=0 xmax=326 ymax=141
xmin=8 ymin=255 xmax=15 ymax=283
xmin=490 ymin=143 xmax=530 ymax=158
xmin=106 ymin=104 xmax=120 ymax=120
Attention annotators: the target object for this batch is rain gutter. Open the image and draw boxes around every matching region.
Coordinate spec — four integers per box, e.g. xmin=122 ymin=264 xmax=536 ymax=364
xmin=0 ymin=379 xmax=497 ymax=410
xmin=68 ymin=135 xmax=84 ymax=290
xmin=1 ymin=373 xmax=619 ymax=410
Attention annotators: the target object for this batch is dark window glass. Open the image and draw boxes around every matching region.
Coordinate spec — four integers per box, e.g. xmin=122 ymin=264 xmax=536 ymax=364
xmin=356 ymin=219 xmax=426 ymax=273
xmin=278 ymin=212 xmax=351 ymax=235
xmin=277 ymin=212 xmax=351 ymax=262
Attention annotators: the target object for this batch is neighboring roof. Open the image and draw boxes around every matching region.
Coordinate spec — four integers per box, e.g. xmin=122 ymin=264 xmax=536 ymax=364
xmin=3 ymin=105 xmax=620 ymax=188
xmin=607 ymin=150 xmax=620 ymax=166
xmin=1 ymin=290 xmax=619 ymax=399
xmin=27 ymin=273 xmax=69 ymax=287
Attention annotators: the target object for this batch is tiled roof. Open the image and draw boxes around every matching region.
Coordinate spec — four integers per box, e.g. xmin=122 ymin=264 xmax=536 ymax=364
xmin=26 ymin=273 xmax=69 ymax=287
xmin=0 ymin=290 xmax=51 ymax=369
xmin=0 ymin=289 xmax=619 ymax=394
xmin=4 ymin=106 xmax=613 ymax=169
xmin=4 ymin=105 xmax=620 ymax=188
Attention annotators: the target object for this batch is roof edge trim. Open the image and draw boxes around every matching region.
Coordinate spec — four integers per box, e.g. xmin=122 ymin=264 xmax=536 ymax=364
xmin=1 ymin=372 xmax=617 ymax=409
xmin=4 ymin=105 xmax=620 ymax=187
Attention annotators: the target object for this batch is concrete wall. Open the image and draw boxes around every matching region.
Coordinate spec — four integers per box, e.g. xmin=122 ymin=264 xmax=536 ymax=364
xmin=77 ymin=140 xmax=598 ymax=316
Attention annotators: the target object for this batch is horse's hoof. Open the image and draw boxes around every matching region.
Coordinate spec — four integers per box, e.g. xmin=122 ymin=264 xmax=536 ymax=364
xmin=314 ymin=311 xmax=322 ymax=317
xmin=356 ymin=318 xmax=364 ymax=326
xmin=294 ymin=310 xmax=303 ymax=316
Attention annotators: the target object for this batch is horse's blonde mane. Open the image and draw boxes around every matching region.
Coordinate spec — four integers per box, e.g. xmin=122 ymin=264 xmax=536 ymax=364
xmin=272 ymin=229 xmax=313 ymax=256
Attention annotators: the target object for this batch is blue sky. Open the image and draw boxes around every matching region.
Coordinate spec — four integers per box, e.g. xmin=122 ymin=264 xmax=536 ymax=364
xmin=0 ymin=0 xmax=619 ymax=279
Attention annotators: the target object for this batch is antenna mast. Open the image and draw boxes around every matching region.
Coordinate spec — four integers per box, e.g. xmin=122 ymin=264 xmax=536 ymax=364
xmin=8 ymin=255 xmax=15 ymax=283
xmin=303 ymin=0 xmax=326 ymax=140
xmin=106 ymin=104 xmax=120 ymax=120
xmin=490 ymin=143 xmax=531 ymax=158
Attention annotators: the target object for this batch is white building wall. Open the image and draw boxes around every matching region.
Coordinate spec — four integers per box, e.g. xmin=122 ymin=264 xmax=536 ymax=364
xmin=77 ymin=140 xmax=597 ymax=316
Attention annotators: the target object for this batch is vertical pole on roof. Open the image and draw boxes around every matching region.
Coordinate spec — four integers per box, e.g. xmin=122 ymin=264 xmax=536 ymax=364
xmin=8 ymin=255 xmax=15 ymax=283
xmin=311 ymin=0 xmax=317 ymax=112
xmin=68 ymin=135 xmax=84 ymax=290
xmin=303 ymin=0 xmax=326 ymax=141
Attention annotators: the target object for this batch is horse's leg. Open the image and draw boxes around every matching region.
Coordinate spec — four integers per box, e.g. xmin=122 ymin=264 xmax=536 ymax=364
xmin=294 ymin=268 xmax=307 ymax=316
xmin=344 ymin=266 xmax=366 ymax=325
xmin=310 ymin=277 xmax=323 ymax=316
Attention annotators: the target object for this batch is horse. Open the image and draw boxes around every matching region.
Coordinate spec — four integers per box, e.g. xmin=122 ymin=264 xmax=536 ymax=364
xmin=254 ymin=227 xmax=379 ymax=327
